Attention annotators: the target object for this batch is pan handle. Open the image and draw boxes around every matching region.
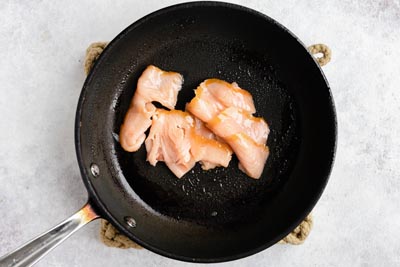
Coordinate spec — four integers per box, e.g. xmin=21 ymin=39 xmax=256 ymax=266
xmin=0 ymin=202 xmax=99 ymax=267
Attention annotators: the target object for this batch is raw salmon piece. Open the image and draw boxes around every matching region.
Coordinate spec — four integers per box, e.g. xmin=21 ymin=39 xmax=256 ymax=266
xmin=189 ymin=116 xmax=232 ymax=170
xmin=186 ymin=79 xmax=255 ymax=122
xmin=187 ymin=78 xmax=269 ymax=179
xmin=193 ymin=116 xmax=216 ymax=140
xmin=165 ymin=158 xmax=196 ymax=179
xmin=120 ymin=65 xmax=183 ymax=152
xmin=190 ymin=136 xmax=232 ymax=170
xmin=186 ymin=85 xmax=224 ymax=122
xmin=145 ymin=110 xmax=195 ymax=178
xmin=207 ymin=107 xmax=270 ymax=144
xmin=145 ymin=110 xmax=232 ymax=177
xmin=204 ymin=79 xmax=256 ymax=114
xmin=136 ymin=65 xmax=183 ymax=109
xmin=225 ymin=133 xmax=269 ymax=179
xmin=206 ymin=107 xmax=269 ymax=178
xmin=120 ymin=102 xmax=156 ymax=152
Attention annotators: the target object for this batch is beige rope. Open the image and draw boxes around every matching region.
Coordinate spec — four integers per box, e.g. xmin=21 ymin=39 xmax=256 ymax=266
xmin=279 ymin=214 xmax=313 ymax=245
xmin=308 ymin=44 xmax=332 ymax=66
xmin=100 ymin=220 xmax=142 ymax=249
xmin=84 ymin=42 xmax=329 ymax=248
xmin=84 ymin=42 xmax=108 ymax=75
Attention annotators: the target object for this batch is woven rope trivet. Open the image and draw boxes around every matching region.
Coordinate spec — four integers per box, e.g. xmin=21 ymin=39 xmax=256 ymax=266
xmin=84 ymin=42 xmax=331 ymax=248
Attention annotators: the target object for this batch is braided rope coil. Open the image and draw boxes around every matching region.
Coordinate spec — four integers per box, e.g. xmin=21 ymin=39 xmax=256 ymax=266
xmin=100 ymin=220 xmax=142 ymax=249
xmin=308 ymin=43 xmax=332 ymax=66
xmin=84 ymin=42 xmax=108 ymax=75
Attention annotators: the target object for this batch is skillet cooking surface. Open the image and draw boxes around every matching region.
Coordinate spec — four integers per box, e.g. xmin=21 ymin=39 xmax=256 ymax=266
xmin=116 ymin=31 xmax=300 ymax=225
xmin=76 ymin=1 xmax=336 ymax=262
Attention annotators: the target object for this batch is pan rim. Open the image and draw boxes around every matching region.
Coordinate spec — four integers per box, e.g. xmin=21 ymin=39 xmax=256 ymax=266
xmin=75 ymin=1 xmax=337 ymax=263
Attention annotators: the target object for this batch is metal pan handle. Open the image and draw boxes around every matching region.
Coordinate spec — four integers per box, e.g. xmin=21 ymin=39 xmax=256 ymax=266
xmin=0 ymin=202 xmax=99 ymax=267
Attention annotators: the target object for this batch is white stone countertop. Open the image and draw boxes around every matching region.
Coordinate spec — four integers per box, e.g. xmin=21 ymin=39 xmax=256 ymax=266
xmin=1 ymin=0 xmax=399 ymax=266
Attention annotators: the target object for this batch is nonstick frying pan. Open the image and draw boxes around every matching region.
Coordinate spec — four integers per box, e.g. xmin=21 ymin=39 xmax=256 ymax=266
xmin=0 ymin=1 xmax=336 ymax=266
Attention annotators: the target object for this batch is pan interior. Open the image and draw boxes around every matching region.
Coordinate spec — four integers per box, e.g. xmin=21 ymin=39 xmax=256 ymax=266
xmin=78 ymin=2 xmax=336 ymax=262
xmin=113 ymin=38 xmax=299 ymax=226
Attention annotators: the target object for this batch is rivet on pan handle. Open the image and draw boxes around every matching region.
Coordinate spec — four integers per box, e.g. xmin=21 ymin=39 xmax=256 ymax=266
xmin=0 ymin=203 xmax=100 ymax=267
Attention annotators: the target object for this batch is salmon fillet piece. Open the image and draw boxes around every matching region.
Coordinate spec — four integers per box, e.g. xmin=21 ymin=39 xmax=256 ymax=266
xmin=145 ymin=110 xmax=232 ymax=178
xmin=208 ymin=111 xmax=269 ymax=178
xmin=207 ymin=107 xmax=270 ymax=145
xmin=193 ymin=116 xmax=215 ymax=140
xmin=190 ymin=118 xmax=232 ymax=170
xmin=225 ymin=133 xmax=269 ymax=179
xmin=145 ymin=110 xmax=195 ymax=178
xmin=186 ymin=79 xmax=256 ymax=122
xmin=187 ymin=79 xmax=269 ymax=179
xmin=120 ymin=65 xmax=183 ymax=152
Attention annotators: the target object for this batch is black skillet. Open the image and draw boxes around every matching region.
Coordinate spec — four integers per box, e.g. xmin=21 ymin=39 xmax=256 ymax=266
xmin=0 ymin=1 xmax=336 ymax=265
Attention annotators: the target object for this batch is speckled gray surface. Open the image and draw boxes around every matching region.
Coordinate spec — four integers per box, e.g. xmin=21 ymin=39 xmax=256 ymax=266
xmin=1 ymin=0 xmax=400 ymax=266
